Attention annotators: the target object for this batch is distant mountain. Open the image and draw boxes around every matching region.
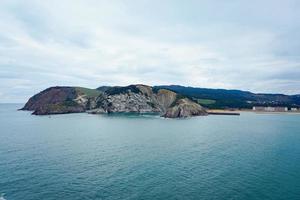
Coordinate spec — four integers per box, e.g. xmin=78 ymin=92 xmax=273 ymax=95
xmin=154 ymin=85 xmax=300 ymax=109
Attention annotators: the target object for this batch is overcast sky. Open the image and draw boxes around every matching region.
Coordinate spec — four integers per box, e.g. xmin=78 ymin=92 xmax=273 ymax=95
xmin=1 ymin=0 xmax=300 ymax=102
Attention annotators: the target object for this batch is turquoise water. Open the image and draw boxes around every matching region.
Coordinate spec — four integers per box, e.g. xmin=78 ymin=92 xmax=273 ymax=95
xmin=0 ymin=104 xmax=300 ymax=200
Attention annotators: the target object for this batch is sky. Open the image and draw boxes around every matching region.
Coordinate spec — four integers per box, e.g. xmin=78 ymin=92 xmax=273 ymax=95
xmin=0 ymin=0 xmax=300 ymax=103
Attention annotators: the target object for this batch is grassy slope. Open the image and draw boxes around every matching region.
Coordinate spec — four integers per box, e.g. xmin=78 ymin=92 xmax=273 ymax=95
xmin=75 ymin=87 xmax=101 ymax=98
xmin=197 ymin=99 xmax=216 ymax=105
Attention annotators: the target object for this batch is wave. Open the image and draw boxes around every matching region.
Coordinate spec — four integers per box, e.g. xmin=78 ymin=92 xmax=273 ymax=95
xmin=0 ymin=193 xmax=6 ymax=200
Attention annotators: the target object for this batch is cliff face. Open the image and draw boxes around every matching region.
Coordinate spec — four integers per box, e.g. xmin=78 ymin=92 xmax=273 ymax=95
xmin=156 ymin=89 xmax=177 ymax=111
xmin=22 ymin=87 xmax=77 ymax=111
xmin=21 ymin=87 xmax=100 ymax=115
xmin=163 ymin=98 xmax=208 ymax=118
xmin=22 ymin=85 xmax=207 ymax=118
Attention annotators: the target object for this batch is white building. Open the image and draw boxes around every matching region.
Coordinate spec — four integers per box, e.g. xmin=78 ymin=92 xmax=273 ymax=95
xmin=253 ymin=106 xmax=288 ymax=112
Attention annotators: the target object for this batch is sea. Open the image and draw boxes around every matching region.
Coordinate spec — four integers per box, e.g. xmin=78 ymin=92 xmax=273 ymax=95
xmin=0 ymin=104 xmax=299 ymax=200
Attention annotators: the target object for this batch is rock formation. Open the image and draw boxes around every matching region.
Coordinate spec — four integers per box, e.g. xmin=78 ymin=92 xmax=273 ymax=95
xmin=21 ymin=84 xmax=207 ymax=118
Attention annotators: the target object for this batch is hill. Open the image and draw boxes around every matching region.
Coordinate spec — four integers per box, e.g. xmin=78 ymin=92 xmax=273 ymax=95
xmin=154 ymin=85 xmax=300 ymax=109
xmin=21 ymin=85 xmax=207 ymax=118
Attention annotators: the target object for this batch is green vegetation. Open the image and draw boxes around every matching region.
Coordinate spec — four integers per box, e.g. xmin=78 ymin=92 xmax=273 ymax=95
xmin=44 ymin=103 xmax=69 ymax=111
xmin=146 ymin=101 xmax=156 ymax=108
xmin=105 ymin=85 xmax=140 ymax=95
xmin=63 ymin=100 xmax=79 ymax=107
xmin=155 ymin=85 xmax=300 ymax=109
xmin=170 ymin=94 xmax=186 ymax=107
xmin=75 ymin=87 xmax=101 ymax=98
xmin=197 ymin=99 xmax=216 ymax=105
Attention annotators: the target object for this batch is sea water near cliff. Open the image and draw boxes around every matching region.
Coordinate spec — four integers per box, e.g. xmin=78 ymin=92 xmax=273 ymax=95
xmin=0 ymin=104 xmax=300 ymax=200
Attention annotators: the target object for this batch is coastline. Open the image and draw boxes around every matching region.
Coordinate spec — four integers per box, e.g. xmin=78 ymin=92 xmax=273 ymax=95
xmin=207 ymin=109 xmax=240 ymax=115
xmin=207 ymin=109 xmax=300 ymax=115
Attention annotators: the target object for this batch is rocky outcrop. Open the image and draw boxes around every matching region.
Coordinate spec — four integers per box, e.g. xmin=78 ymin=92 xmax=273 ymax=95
xmin=163 ymin=98 xmax=208 ymax=118
xmin=22 ymin=84 xmax=207 ymax=118
xmin=21 ymin=86 xmax=101 ymax=115
xmin=156 ymin=89 xmax=177 ymax=111
xmin=32 ymin=103 xmax=85 ymax=115
xmin=97 ymin=92 xmax=161 ymax=113
xmin=22 ymin=87 xmax=77 ymax=111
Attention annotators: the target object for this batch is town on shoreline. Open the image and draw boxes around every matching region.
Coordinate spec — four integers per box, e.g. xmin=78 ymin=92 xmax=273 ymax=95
xmin=208 ymin=106 xmax=300 ymax=116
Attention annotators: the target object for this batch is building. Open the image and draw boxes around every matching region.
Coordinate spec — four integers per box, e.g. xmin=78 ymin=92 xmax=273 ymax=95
xmin=291 ymin=108 xmax=298 ymax=112
xmin=275 ymin=107 xmax=288 ymax=112
xmin=253 ymin=106 xmax=288 ymax=112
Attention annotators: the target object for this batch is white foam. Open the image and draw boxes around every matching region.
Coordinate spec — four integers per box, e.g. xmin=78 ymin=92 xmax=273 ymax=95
xmin=0 ymin=193 xmax=6 ymax=200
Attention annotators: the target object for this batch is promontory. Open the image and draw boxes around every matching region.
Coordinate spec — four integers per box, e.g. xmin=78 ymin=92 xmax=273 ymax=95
xmin=21 ymin=84 xmax=207 ymax=118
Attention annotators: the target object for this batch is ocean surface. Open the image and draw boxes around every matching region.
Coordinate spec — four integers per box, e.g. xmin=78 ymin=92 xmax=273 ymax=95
xmin=0 ymin=104 xmax=300 ymax=200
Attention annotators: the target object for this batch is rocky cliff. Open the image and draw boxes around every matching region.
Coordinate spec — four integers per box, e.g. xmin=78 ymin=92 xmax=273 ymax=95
xmin=21 ymin=84 xmax=207 ymax=118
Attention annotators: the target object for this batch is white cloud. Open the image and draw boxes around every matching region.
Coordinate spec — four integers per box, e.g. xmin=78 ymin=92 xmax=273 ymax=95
xmin=0 ymin=0 xmax=300 ymax=102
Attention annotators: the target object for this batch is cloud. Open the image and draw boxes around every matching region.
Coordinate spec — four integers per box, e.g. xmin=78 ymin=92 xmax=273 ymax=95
xmin=0 ymin=0 xmax=300 ymax=102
